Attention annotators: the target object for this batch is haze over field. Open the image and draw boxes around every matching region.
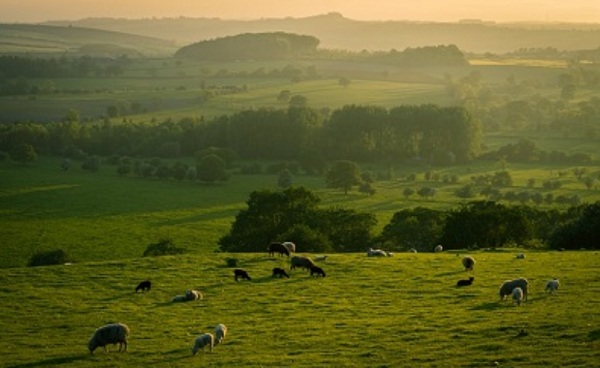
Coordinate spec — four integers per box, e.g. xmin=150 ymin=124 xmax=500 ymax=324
xmin=2 ymin=0 xmax=600 ymax=23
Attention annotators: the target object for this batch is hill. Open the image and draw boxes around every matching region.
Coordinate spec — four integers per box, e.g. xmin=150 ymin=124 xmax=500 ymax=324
xmin=0 ymin=23 xmax=177 ymax=56
xmin=43 ymin=13 xmax=600 ymax=53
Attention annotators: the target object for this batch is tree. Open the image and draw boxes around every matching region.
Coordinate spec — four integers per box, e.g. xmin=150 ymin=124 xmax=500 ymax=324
xmin=10 ymin=143 xmax=37 ymax=164
xmin=338 ymin=77 xmax=351 ymax=88
xmin=381 ymin=207 xmax=445 ymax=251
xmin=81 ymin=155 xmax=101 ymax=172
xmin=403 ymin=187 xmax=415 ymax=199
xmin=289 ymin=95 xmax=308 ymax=108
xmin=548 ymin=202 xmax=600 ymax=250
xmin=196 ymin=154 xmax=228 ymax=183
xmin=326 ymin=160 xmax=362 ymax=194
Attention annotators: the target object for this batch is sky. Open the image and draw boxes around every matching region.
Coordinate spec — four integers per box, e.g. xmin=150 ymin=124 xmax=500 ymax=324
xmin=1 ymin=0 xmax=600 ymax=24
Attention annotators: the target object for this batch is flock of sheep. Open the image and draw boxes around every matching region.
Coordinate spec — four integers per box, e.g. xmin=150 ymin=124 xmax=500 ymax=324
xmin=88 ymin=241 xmax=562 ymax=357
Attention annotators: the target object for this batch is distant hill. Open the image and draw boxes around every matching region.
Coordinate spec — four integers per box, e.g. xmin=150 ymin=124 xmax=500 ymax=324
xmin=43 ymin=13 xmax=600 ymax=54
xmin=0 ymin=23 xmax=177 ymax=56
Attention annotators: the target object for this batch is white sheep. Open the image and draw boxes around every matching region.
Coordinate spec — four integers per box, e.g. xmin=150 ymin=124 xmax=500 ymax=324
xmin=186 ymin=289 xmax=203 ymax=301
xmin=462 ymin=256 xmax=476 ymax=271
xmin=408 ymin=248 xmax=418 ymax=253
xmin=313 ymin=255 xmax=328 ymax=262
xmin=88 ymin=323 xmax=130 ymax=354
xmin=512 ymin=287 xmax=524 ymax=306
xmin=545 ymin=278 xmax=560 ymax=294
xmin=214 ymin=324 xmax=227 ymax=346
xmin=282 ymin=241 xmax=296 ymax=253
xmin=367 ymin=248 xmax=387 ymax=257
xmin=499 ymin=277 xmax=530 ymax=301
xmin=192 ymin=333 xmax=214 ymax=355
xmin=434 ymin=244 xmax=443 ymax=253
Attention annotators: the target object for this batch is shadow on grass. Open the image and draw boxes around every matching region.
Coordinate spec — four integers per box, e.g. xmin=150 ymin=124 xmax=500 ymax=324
xmin=589 ymin=329 xmax=600 ymax=341
xmin=435 ymin=270 xmax=466 ymax=277
xmin=469 ymin=302 xmax=503 ymax=311
xmin=8 ymin=354 xmax=88 ymax=368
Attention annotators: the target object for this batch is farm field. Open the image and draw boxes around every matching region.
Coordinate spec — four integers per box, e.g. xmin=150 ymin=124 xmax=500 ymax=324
xmin=0 ymin=251 xmax=599 ymax=367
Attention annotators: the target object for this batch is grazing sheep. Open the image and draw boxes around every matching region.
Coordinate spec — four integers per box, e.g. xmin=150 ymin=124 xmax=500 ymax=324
xmin=234 ymin=269 xmax=251 ymax=281
xmin=545 ymin=278 xmax=560 ymax=294
xmin=512 ymin=287 xmax=524 ymax=306
xmin=192 ymin=333 xmax=214 ymax=355
xmin=272 ymin=267 xmax=289 ymax=278
xmin=434 ymin=244 xmax=443 ymax=253
xmin=516 ymin=253 xmax=526 ymax=259
xmin=290 ymin=256 xmax=315 ymax=271
xmin=313 ymin=255 xmax=328 ymax=262
xmin=310 ymin=265 xmax=326 ymax=277
xmin=409 ymin=248 xmax=418 ymax=253
xmin=88 ymin=323 xmax=130 ymax=355
xmin=367 ymin=248 xmax=387 ymax=257
xmin=282 ymin=241 xmax=296 ymax=253
xmin=268 ymin=242 xmax=290 ymax=257
xmin=462 ymin=256 xmax=476 ymax=271
xmin=214 ymin=324 xmax=227 ymax=346
xmin=456 ymin=277 xmax=474 ymax=287
xmin=135 ymin=280 xmax=151 ymax=293
xmin=499 ymin=277 xmax=530 ymax=301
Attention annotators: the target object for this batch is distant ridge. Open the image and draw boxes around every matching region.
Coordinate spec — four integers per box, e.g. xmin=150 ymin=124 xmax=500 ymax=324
xmin=42 ymin=13 xmax=600 ymax=53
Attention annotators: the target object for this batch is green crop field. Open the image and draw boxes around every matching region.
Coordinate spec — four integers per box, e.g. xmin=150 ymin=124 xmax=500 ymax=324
xmin=1 ymin=250 xmax=599 ymax=367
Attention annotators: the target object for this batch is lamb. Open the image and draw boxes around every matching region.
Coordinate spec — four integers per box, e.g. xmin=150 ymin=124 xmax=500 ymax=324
xmin=512 ymin=287 xmax=524 ymax=306
xmin=456 ymin=276 xmax=474 ymax=287
xmin=135 ymin=280 xmax=151 ymax=292
xmin=290 ymin=256 xmax=315 ymax=271
xmin=234 ymin=269 xmax=251 ymax=281
xmin=172 ymin=289 xmax=202 ymax=302
xmin=88 ymin=323 xmax=130 ymax=355
xmin=192 ymin=333 xmax=214 ymax=355
xmin=434 ymin=244 xmax=443 ymax=253
xmin=272 ymin=267 xmax=289 ymax=278
xmin=214 ymin=324 xmax=227 ymax=346
xmin=310 ymin=265 xmax=326 ymax=277
xmin=367 ymin=248 xmax=387 ymax=257
xmin=462 ymin=256 xmax=476 ymax=271
xmin=499 ymin=277 xmax=530 ymax=301
xmin=545 ymin=278 xmax=560 ymax=294
xmin=313 ymin=255 xmax=328 ymax=262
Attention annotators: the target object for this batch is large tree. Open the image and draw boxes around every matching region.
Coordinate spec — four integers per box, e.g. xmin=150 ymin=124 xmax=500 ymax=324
xmin=326 ymin=160 xmax=362 ymax=194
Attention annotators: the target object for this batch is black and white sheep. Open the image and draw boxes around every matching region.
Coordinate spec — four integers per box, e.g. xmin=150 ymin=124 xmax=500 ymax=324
xmin=234 ymin=269 xmax=252 ymax=281
xmin=135 ymin=280 xmax=151 ymax=292
xmin=192 ymin=333 xmax=214 ymax=355
xmin=272 ymin=267 xmax=289 ymax=278
xmin=512 ymin=287 xmax=524 ymax=306
xmin=545 ymin=278 xmax=560 ymax=294
xmin=456 ymin=276 xmax=474 ymax=287
xmin=88 ymin=323 xmax=130 ymax=355
xmin=462 ymin=256 xmax=476 ymax=271
xmin=268 ymin=242 xmax=290 ymax=257
xmin=214 ymin=324 xmax=227 ymax=346
xmin=499 ymin=277 xmax=530 ymax=301
xmin=290 ymin=256 xmax=315 ymax=271
xmin=310 ymin=265 xmax=326 ymax=277
xmin=516 ymin=253 xmax=526 ymax=259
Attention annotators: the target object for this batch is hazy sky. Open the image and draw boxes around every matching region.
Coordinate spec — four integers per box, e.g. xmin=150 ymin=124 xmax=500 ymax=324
xmin=2 ymin=0 xmax=600 ymax=23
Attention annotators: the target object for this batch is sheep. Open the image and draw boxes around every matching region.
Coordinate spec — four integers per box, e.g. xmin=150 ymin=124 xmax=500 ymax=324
xmin=214 ymin=324 xmax=227 ymax=346
xmin=310 ymin=265 xmax=326 ymax=277
xmin=386 ymin=252 xmax=394 ymax=257
xmin=290 ymin=256 xmax=315 ymax=271
xmin=499 ymin=277 xmax=530 ymax=301
xmin=512 ymin=287 xmax=524 ymax=306
xmin=408 ymin=248 xmax=418 ymax=253
xmin=313 ymin=255 xmax=328 ymax=262
xmin=456 ymin=276 xmax=474 ymax=287
xmin=192 ymin=333 xmax=214 ymax=355
xmin=282 ymin=241 xmax=296 ymax=253
xmin=434 ymin=244 xmax=443 ymax=253
xmin=367 ymin=248 xmax=387 ymax=257
xmin=272 ymin=267 xmax=289 ymax=278
xmin=545 ymin=278 xmax=560 ymax=294
xmin=88 ymin=323 xmax=130 ymax=355
xmin=135 ymin=280 xmax=151 ymax=293
xmin=462 ymin=256 xmax=476 ymax=271
xmin=172 ymin=289 xmax=202 ymax=302
xmin=268 ymin=242 xmax=290 ymax=257
xmin=516 ymin=253 xmax=526 ymax=259
xmin=234 ymin=269 xmax=251 ymax=281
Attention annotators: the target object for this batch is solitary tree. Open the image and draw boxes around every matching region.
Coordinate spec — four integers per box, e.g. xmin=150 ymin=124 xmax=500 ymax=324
xmin=10 ymin=143 xmax=37 ymax=164
xmin=196 ymin=154 xmax=228 ymax=183
xmin=326 ymin=160 xmax=362 ymax=194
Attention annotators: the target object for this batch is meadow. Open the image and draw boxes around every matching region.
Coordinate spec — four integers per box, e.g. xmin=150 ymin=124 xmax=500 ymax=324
xmin=1 ymin=250 xmax=599 ymax=367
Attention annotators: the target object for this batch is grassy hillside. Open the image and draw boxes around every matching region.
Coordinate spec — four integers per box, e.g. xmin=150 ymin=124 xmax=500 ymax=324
xmin=1 ymin=251 xmax=599 ymax=367
xmin=2 ymin=156 xmax=599 ymax=269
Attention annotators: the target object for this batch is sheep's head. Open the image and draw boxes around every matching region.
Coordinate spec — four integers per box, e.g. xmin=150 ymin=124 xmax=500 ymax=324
xmin=88 ymin=338 xmax=99 ymax=354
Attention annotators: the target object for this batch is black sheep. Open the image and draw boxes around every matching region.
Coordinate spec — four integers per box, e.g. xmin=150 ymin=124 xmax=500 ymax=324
xmin=135 ymin=280 xmax=151 ymax=292
xmin=456 ymin=277 xmax=474 ymax=287
xmin=234 ymin=269 xmax=252 ymax=281
xmin=310 ymin=266 xmax=326 ymax=277
xmin=272 ymin=267 xmax=290 ymax=278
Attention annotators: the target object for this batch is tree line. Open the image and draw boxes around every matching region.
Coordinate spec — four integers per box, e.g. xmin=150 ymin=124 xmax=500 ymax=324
xmin=219 ymin=186 xmax=600 ymax=252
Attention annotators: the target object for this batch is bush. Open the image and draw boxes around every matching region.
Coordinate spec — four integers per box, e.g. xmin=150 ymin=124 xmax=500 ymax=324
xmin=143 ymin=238 xmax=186 ymax=257
xmin=226 ymin=258 xmax=239 ymax=267
xmin=28 ymin=249 xmax=72 ymax=267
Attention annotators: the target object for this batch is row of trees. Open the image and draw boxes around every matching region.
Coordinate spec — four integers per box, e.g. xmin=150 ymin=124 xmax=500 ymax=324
xmin=0 ymin=104 xmax=482 ymax=165
xmin=219 ymin=187 xmax=600 ymax=253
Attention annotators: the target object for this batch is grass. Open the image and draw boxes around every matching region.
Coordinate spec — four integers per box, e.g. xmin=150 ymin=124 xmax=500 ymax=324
xmin=0 ymin=250 xmax=599 ymax=367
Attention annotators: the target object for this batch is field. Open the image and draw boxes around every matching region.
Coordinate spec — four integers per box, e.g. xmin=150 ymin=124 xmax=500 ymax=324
xmin=1 ymin=250 xmax=600 ymax=367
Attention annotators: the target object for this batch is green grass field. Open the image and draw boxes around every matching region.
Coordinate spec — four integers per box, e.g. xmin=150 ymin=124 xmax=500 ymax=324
xmin=1 ymin=250 xmax=599 ymax=367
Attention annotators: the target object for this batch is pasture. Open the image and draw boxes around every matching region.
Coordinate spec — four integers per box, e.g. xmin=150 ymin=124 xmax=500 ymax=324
xmin=0 ymin=250 xmax=599 ymax=367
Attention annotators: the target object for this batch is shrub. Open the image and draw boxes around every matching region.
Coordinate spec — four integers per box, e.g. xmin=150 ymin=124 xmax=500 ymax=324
xmin=143 ymin=238 xmax=186 ymax=257
xmin=226 ymin=258 xmax=239 ymax=267
xmin=28 ymin=249 xmax=72 ymax=267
